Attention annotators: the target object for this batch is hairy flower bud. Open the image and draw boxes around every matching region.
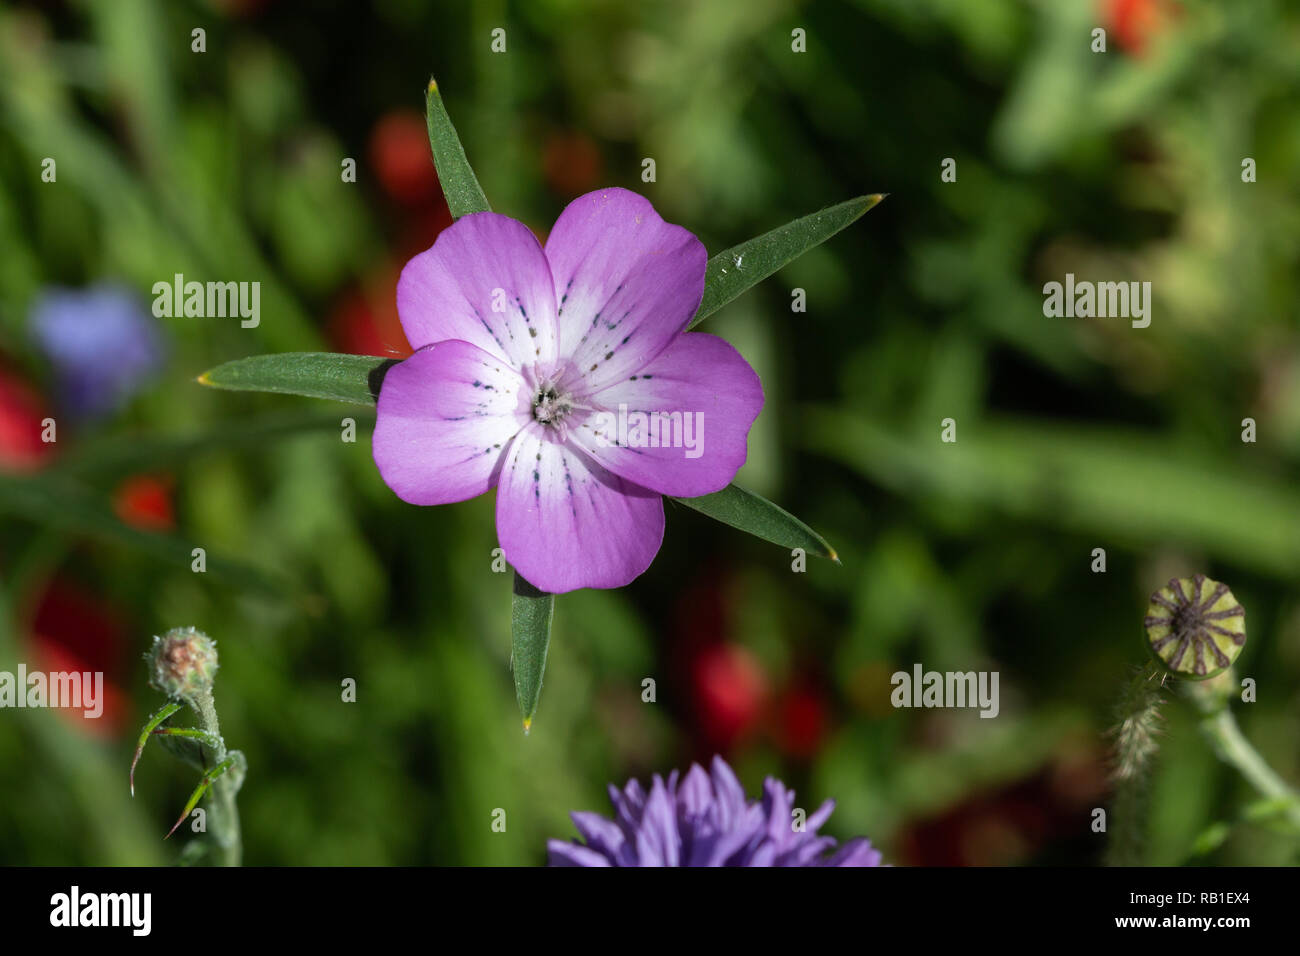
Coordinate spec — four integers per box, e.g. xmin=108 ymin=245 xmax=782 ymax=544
xmin=1144 ymin=574 xmax=1245 ymax=679
xmin=147 ymin=627 xmax=218 ymax=701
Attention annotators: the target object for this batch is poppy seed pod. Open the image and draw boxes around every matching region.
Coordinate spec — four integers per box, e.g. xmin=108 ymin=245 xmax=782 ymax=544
xmin=1144 ymin=574 xmax=1246 ymax=679
xmin=147 ymin=627 xmax=218 ymax=701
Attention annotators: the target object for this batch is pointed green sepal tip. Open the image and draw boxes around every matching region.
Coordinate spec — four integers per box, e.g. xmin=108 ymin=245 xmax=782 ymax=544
xmin=165 ymin=754 xmax=237 ymax=840
xmin=689 ymin=192 xmax=886 ymax=329
xmin=195 ymin=352 xmax=394 ymax=405
xmin=424 ymin=73 xmax=490 ymax=219
xmin=511 ymin=572 xmax=554 ymax=730
xmin=673 ymin=484 xmax=837 ymax=562
xmin=130 ymin=700 xmax=183 ymax=796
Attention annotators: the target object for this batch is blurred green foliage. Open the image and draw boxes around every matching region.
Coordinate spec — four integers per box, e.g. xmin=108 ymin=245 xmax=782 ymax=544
xmin=1 ymin=0 xmax=1298 ymax=866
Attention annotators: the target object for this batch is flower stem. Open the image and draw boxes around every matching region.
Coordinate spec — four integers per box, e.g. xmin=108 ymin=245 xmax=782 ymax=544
xmin=191 ymin=688 xmax=241 ymax=866
xmin=1195 ymin=701 xmax=1300 ymax=831
xmin=1106 ymin=665 xmax=1166 ymax=866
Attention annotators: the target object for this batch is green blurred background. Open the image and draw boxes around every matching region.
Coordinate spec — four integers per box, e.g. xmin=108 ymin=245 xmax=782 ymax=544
xmin=1 ymin=0 xmax=1298 ymax=866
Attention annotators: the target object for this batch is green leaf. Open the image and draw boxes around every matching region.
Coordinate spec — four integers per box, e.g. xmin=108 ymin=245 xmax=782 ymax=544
xmin=60 ymin=411 xmax=351 ymax=480
xmin=198 ymin=353 xmax=393 ymax=405
xmin=689 ymin=194 xmax=885 ymax=329
xmin=510 ymin=571 xmax=554 ymax=732
xmin=425 ymin=77 xmax=490 ymax=219
xmin=156 ymin=732 xmax=213 ymax=772
xmin=130 ymin=701 xmax=183 ymax=796
xmin=673 ymin=484 xmax=838 ymax=561
xmin=803 ymin=409 xmax=1300 ymax=576
xmin=168 ymin=754 xmax=239 ymax=839
xmin=1190 ymin=821 xmax=1232 ymax=857
xmin=0 ymin=473 xmax=291 ymax=596
xmin=1238 ymin=798 xmax=1300 ymax=837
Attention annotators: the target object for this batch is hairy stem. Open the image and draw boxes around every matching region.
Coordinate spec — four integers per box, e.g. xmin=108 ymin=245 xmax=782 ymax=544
xmin=191 ymin=688 xmax=241 ymax=866
xmin=1106 ymin=665 xmax=1166 ymax=866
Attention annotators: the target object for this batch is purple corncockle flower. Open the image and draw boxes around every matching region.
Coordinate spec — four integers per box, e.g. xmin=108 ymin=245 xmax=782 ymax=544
xmin=372 ymin=188 xmax=764 ymax=593
xmin=547 ymin=754 xmax=884 ymax=867
xmin=29 ymin=284 xmax=165 ymax=419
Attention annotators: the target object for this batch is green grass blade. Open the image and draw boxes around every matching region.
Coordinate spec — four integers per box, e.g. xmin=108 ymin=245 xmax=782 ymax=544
xmin=689 ymin=194 xmax=884 ymax=329
xmin=425 ymin=76 xmax=490 ymax=218
xmin=510 ymin=571 xmax=554 ymax=732
xmin=802 ymin=408 xmax=1300 ymax=576
xmin=198 ymin=353 xmax=393 ymax=405
xmin=0 ymin=473 xmax=291 ymax=596
xmin=60 ymin=411 xmax=350 ymax=480
xmin=673 ymin=483 xmax=838 ymax=561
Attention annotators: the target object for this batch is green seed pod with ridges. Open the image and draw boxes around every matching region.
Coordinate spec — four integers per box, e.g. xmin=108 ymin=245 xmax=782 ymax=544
xmin=148 ymin=626 xmax=219 ymax=702
xmin=1144 ymin=574 xmax=1245 ymax=679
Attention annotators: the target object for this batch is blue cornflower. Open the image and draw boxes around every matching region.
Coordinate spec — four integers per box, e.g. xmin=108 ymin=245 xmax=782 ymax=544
xmin=29 ymin=284 xmax=165 ymax=419
xmin=548 ymin=755 xmax=883 ymax=867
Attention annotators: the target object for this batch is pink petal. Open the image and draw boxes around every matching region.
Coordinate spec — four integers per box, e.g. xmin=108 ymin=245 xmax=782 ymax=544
xmin=396 ymin=212 xmax=559 ymax=370
xmin=543 ymin=188 xmax=706 ymax=394
xmin=568 ymin=332 xmax=763 ymax=497
xmin=495 ymin=424 xmax=664 ymax=593
xmin=372 ymin=340 xmax=527 ymax=505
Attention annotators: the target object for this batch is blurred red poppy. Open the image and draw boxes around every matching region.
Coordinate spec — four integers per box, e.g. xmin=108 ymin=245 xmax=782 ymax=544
xmin=26 ymin=579 xmax=129 ymax=738
xmin=398 ymin=203 xmax=455 ymax=263
xmin=113 ymin=474 xmax=175 ymax=531
xmin=327 ymin=270 xmax=415 ymax=359
xmin=369 ymin=110 xmax=440 ymax=205
xmin=0 ymin=367 xmax=54 ymax=472
xmin=691 ymin=642 xmax=768 ymax=750
xmin=1104 ymin=0 xmax=1179 ymax=56
xmin=773 ymin=679 xmax=830 ymax=760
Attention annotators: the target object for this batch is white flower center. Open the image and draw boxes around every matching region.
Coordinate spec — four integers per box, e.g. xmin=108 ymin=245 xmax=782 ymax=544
xmin=532 ymin=382 xmax=576 ymax=427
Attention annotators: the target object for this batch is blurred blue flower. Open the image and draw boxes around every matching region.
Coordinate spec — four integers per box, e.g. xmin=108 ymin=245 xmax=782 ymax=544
xmin=548 ymin=754 xmax=884 ymax=867
xmin=29 ymin=284 xmax=165 ymax=419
